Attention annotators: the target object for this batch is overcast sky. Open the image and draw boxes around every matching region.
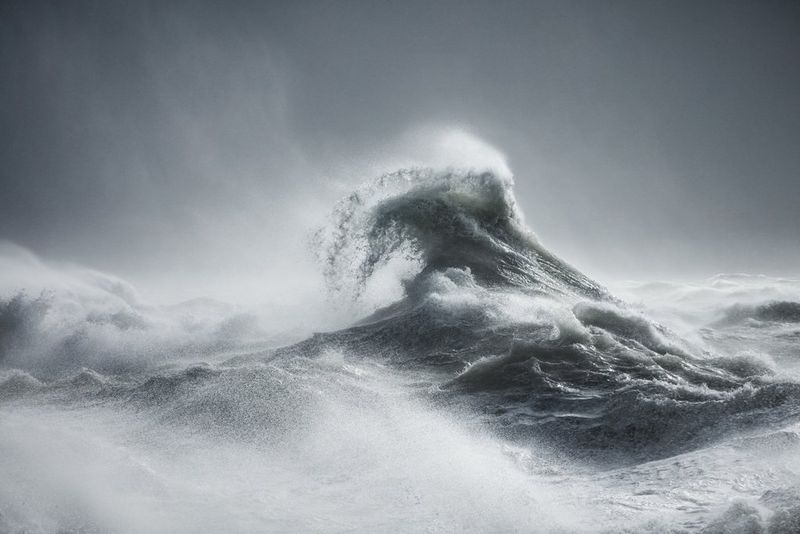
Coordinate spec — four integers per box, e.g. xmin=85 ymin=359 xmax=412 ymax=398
xmin=2 ymin=0 xmax=799 ymax=301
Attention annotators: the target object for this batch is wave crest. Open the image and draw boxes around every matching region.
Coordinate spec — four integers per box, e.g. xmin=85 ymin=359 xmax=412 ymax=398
xmin=314 ymin=168 xmax=607 ymax=304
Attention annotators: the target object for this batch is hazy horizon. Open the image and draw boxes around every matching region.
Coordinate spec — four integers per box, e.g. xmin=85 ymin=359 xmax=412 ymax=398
xmin=2 ymin=0 xmax=799 ymax=303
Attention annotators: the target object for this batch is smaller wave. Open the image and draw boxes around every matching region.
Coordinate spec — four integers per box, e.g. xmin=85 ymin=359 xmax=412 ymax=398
xmin=573 ymin=301 xmax=691 ymax=357
xmin=0 ymin=245 xmax=273 ymax=377
xmin=719 ymin=301 xmax=800 ymax=326
xmin=0 ymin=290 xmax=268 ymax=376
xmin=0 ymin=370 xmax=41 ymax=401
xmin=702 ymin=486 xmax=800 ymax=534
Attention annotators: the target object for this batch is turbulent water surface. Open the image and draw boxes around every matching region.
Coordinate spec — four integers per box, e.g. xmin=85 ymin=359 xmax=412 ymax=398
xmin=2 ymin=169 xmax=800 ymax=533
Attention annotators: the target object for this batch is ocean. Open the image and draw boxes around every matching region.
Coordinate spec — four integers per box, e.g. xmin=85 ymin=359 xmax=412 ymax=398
xmin=2 ymin=168 xmax=799 ymax=533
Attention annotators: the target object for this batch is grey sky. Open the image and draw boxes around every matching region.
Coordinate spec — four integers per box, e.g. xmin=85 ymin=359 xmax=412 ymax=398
xmin=1 ymin=0 xmax=799 ymax=299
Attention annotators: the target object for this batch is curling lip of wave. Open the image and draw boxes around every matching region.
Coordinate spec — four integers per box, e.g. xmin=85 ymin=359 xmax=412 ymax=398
xmin=314 ymin=168 xmax=608 ymax=305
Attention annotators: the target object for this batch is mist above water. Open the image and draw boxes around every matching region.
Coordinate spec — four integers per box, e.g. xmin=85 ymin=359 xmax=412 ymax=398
xmin=2 ymin=2 xmax=800 ymax=532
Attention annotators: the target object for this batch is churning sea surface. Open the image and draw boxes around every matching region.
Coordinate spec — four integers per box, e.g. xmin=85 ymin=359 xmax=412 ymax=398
xmin=2 ymin=168 xmax=800 ymax=533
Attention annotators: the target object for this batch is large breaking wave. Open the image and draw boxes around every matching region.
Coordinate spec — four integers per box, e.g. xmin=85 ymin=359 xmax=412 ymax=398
xmin=2 ymin=168 xmax=800 ymax=533
xmin=307 ymin=168 xmax=800 ymax=464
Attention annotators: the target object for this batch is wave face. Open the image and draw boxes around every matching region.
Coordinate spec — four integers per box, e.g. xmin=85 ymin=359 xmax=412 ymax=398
xmin=2 ymin=168 xmax=800 ymax=533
